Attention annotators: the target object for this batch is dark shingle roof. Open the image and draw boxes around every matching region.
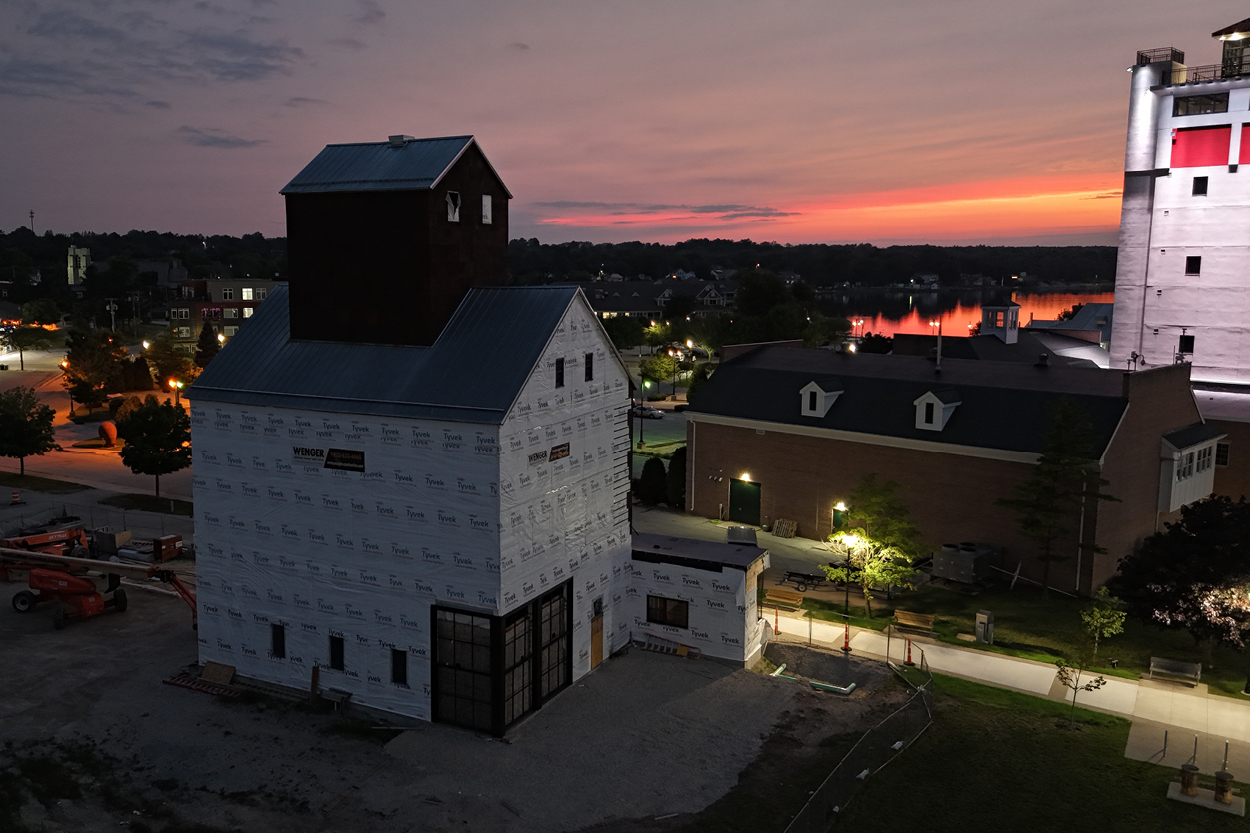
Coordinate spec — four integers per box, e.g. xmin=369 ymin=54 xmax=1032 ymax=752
xmin=631 ymin=532 xmax=768 ymax=571
xmin=1162 ymin=422 xmax=1226 ymax=450
xmin=279 ymin=135 xmax=510 ymax=196
xmin=190 ymin=283 xmax=579 ymax=423
xmin=688 ymin=345 xmax=1128 ymax=456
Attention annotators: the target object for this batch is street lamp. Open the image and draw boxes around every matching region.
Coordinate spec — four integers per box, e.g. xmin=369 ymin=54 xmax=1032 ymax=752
xmin=638 ymin=380 xmax=652 ymax=448
xmin=60 ymin=360 xmax=72 ymax=414
xmin=217 ymin=333 xmax=225 ymax=344
xmin=142 ymin=340 xmax=150 ymax=350
xmin=168 ymin=378 xmax=184 ymax=407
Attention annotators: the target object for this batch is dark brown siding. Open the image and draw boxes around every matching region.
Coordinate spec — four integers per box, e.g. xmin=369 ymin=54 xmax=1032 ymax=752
xmin=284 ymin=143 xmax=509 ymax=347
xmin=1210 ymin=418 xmax=1250 ymax=501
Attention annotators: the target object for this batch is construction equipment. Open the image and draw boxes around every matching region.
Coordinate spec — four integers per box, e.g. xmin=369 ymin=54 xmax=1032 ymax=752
xmin=0 ymin=528 xmax=91 ymax=561
xmin=1 ymin=546 xmax=197 ymax=630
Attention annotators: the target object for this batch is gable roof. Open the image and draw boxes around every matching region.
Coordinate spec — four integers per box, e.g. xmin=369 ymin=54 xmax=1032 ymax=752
xmin=279 ymin=135 xmax=511 ymax=197
xmin=687 ymin=345 xmax=1128 ymax=456
xmin=1213 ymin=17 xmax=1250 ymax=38
xmin=190 ymin=283 xmax=582 ymax=423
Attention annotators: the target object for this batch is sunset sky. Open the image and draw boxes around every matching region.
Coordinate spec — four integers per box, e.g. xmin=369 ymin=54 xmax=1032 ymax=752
xmin=0 ymin=2 xmax=1238 ymax=244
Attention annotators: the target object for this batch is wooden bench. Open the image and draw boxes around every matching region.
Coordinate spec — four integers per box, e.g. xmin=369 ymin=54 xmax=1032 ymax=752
xmin=765 ymin=588 xmax=805 ymax=610
xmin=1149 ymin=657 xmax=1202 ymax=685
xmin=892 ymin=610 xmax=936 ymax=634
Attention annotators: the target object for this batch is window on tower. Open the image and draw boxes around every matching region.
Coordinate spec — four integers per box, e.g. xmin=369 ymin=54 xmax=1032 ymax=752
xmin=1179 ymin=333 xmax=1195 ymax=354
xmin=1185 ymin=256 xmax=1202 ymax=275
xmin=1193 ymin=176 xmax=1208 ymax=196
xmin=1173 ymin=93 xmax=1229 ymax=116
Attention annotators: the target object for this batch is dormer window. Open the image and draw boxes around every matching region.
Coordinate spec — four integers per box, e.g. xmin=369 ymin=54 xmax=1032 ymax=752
xmin=1160 ymin=423 xmax=1225 ymax=512
xmin=914 ymin=390 xmax=960 ymax=431
xmin=799 ymin=379 xmax=842 ymax=418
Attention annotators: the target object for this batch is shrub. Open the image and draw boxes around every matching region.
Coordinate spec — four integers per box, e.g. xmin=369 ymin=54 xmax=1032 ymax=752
xmin=637 ymin=457 xmax=668 ymax=505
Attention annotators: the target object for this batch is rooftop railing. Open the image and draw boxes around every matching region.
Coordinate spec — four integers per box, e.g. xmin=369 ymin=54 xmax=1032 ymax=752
xmin=1137 ymin=47 xmax=1184 ymax=66
xmin=1167 ymin=63 xmax=1250 ymax=86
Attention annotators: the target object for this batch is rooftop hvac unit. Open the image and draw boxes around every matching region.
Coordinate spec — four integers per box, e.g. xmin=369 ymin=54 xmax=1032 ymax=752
xmin=931 ymin=542 xmax=1002 ymax=584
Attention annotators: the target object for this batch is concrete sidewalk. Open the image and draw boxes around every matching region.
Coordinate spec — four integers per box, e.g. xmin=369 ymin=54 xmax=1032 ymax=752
xmin=770 ymin=608 xmax=1250 ymax=775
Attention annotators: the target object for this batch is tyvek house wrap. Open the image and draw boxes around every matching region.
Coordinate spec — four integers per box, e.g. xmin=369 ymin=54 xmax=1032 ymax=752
xmin=194 ymin=294 xmax=632 ymax=720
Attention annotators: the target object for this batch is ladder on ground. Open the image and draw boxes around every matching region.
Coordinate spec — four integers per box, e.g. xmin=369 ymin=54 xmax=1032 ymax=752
xmin=638 ymin=634 xmax=701 ymax=659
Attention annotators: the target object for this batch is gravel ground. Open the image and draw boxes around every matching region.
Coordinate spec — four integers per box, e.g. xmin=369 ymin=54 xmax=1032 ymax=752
xmin=764 ymin=637 xmax=892 ymax=690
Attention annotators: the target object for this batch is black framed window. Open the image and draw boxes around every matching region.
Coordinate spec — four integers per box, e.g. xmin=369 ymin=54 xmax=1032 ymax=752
xmin=391 ymin=649 xmax=408 ymax=686
xmin=585 ymin=352 xmax=594 ymax=382
xmin=1193 ymin=176 xmax=1209 ymax=196
xmin=329 ymin=635 xmax=344 ymax=670
xmin=270 ymin=623 xmax=285 ymax=659
xmin=1179 ymin=333 xmax=1195 ymax=354
xmin=555 ymin=357 xmax=565 ymax=388
xmin=1185 ymin=256 xmax=1202 ymax=276
xmin=539 ymin=589 xmax=569 ymax=699
xmin=924 ymin=402 xmax=935 ymax=424
xmin=502 ymin=611 xmax=532 ymax=726
xmin=808 ymin=390 xmax=817 ymax=411
xmin=647 ymin=595 xmax=689 ymax=629
xmin=1217 ymin=442 xmax=1230 ymax=467
xmin=1173 ymin=93 xmax=1228 ymax=116
xmin=434 ymin=609 xmax=493 ymax=732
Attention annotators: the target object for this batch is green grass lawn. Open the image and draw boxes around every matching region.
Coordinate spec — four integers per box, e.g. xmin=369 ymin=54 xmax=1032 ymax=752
xmin=780 ymin=581 xmax=1250 ymax=699
xmin=0 ymin=471 xmax=90 ymax=495
xmin=97 ymin=494 xmax=193 ymax=516
xmin=838 ymin=675 xmax=1246 ymax=832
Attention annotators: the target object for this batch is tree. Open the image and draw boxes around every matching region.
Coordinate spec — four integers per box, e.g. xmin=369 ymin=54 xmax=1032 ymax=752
xmin=1 ymin=326 xmax=52 ymax=370
xmin=194 ymin=321 xmax=220 ymax=367
xmin=0 ymin=386 xmax=58 ymax=475
xmin=858 ymin=332 xmax=893 ymax=354
xmin=666 ymin=446 xmax=687 ymax=509
xmin=21 ymin=298 xmax=61 ymax=326
xmin=822 ymin=474 xmax=923 ymax=618
xmin=1055 ymin=658 xmax=1106 ymax=728
xmin=639 ymin=354 xmax=678 ymax=390
xmin=686 ymin=362 xmax=713 ymax=400
xmin=63 ymin=328 xmax=129 ymax=411
xmin=116 ymin=394 xmax=192 ymax=497
xmin=636 ymin=456 xmax=668 ymax=505
xmin=1114 ymin=495 xmax=1250 ymax=657
xmin=601 ymin=316 xmax=645 ymax=351
xmin=146 ymin=329 xmax=198 ymax=387
xmin=997 ymin=400 xmax=1118 ymax=598
xmin=1081 ymin=586 xmax=1126 ymax=658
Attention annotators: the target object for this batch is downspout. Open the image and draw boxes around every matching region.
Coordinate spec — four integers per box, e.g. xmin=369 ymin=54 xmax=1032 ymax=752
xmin=1075 ymin=480 xmax=1087 ymax=593
xmin=689 ymin=419 xmax=696 ymax=513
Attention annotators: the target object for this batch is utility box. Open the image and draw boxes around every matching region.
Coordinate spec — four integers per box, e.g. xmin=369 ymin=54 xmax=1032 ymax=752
xmin=932 ymin=542 xmax=1002 ymax=584
xmin=154 ymin=535 xmax=183 ymax=562
xmin=975 ymin=609 xmax=994 ymax=645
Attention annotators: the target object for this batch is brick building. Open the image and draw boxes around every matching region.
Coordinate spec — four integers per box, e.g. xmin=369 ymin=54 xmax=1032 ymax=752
xmin=685 ymin=345 xmax=1221 ymax=594
xmin=169 ymin=278 xmax=275 ymax=353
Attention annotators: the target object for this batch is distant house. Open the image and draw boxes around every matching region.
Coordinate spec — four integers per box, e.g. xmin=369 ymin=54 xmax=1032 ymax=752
xmin=568 ymin=279 xmax=738 ymax=321
xmin=1026 ymin=303 xmax=1114 ymax=351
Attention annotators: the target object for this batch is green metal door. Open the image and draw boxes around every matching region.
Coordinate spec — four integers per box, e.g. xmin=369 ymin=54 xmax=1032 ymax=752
xmin=728 ymin=479 xmax=761 ymax=526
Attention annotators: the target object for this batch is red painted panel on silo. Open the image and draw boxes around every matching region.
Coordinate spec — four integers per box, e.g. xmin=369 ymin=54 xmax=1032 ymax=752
xmin=1240 ymin=125 xmax=1250 ymax=164
xmin=1171 ymin=125 xmax=1231 ymax=167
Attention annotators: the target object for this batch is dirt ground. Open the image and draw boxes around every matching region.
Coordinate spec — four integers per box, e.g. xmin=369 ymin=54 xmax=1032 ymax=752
xmin=0 ymin=583 xmax=900 ymax=833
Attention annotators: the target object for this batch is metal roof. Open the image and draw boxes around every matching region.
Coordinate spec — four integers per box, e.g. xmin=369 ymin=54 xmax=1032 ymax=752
xmin=687 ymin=345 xmax=1128 ymax=456
xmin=1213 ymin=17 xmax=1250 ymax=38
xmin=190 ymin=283 xmax=580 ymax=424
xmin=279 ymin=135 xmax=511 ymax=196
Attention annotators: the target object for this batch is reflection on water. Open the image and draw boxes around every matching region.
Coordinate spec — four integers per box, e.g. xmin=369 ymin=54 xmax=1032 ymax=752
xmin=821 ymin=290 xmax=1115 ymax=337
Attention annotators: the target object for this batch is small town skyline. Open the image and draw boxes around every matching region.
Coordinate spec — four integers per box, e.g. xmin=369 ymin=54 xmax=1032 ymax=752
xmin=0 ymin=2 xmax=1232 ymax=245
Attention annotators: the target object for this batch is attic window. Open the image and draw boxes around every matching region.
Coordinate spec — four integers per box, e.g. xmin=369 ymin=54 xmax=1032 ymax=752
xmin=808 ymin=391 xmax=817 ymax=411
xmin=914 ymin=390 xmax=960 ymax=432
xmin=482 ymin=195 xmax=492 ymax=224
xmin=555 ymin=357 xmax=565 ymax=388
xmin=446 ymin=191 xmax=461 ymax=222
xmin=800 ymin=379 xmax=842 ymax=418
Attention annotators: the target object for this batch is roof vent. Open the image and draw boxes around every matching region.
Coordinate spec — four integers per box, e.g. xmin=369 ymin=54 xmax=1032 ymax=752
xmin=387 ymin=134 xmax=416 ymax=148
xmin=1036 ymin=353 xmax=1050 ymax=368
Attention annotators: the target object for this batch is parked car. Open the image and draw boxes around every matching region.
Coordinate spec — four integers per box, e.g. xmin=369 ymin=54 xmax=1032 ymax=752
xmin=630 ymin=403 xmax=664 ymax=419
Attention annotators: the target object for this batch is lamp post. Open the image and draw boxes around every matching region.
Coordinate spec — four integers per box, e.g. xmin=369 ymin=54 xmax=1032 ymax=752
xmin=60 ymin=360 xmax=72 ymax=415
xmin=168 ymin=379 xmax=183 ymax=407
xmin=929 ymin=319 xmax=943 ymax=372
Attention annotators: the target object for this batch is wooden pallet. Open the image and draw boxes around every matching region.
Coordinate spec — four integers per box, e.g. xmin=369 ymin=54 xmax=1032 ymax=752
xmin=163 ymin=672 xmax=241 ymax=698
xmin=637 ymin=635 xmax=702 ymax=660
xmin=772 ymin=518 xmax=798 ymax=539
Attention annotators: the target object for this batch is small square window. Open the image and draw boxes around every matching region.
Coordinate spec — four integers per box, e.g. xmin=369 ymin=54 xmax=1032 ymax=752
xmin=446 ymin=191 xmax=461 ymax=222
xmin=1217 ymin=442 xmax=1230 ymax=467
xmin=270 ymin=623 xmax=286 ymax=659
xmin=646 ymin=595 xmax=689 ymax=629
xmin=329 ymin=635 xmax=344 ymax=671
xmin=242 ymin=307 xmax=253 ymax=318
xmin=224 ymin=308 xmax=238 ymax=319
xmin=1179 ymin=333 xmax=1195 ymax=354
xmin=242 ymin=287 xmax=253 ymax=301
xmin=584 ymin=352 xmax=594 ymax=382
xmin=391 ymin=649 xmax=407 ymax=685
xmin=256 ymin=288 xmax=267 ymax=300
xmin=555 ymin=357 xmax=565 ymax=388
xmin=224 ymin=326 xmax=237 ymax=336
xmin=1185 ymin=256 xmax=1202 ymax=276
xmin=1193 ymin=176 xmax=1208 ymax=196
xmin=222 ymin=287 xmax=234 ymax=300
xmin=482 ymin=194 xmax=493 ymax=225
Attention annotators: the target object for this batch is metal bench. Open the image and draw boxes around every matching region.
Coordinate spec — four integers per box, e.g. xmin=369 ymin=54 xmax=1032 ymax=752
xmin=892 ymin=610 xmax=936 ymax=634
xmin=1149 ymin=657 xmax=1202 ymax=685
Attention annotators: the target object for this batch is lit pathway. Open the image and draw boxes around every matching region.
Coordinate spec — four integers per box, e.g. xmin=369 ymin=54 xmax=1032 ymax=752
xmin=771 ymin=609 xmax=1250 ymax=776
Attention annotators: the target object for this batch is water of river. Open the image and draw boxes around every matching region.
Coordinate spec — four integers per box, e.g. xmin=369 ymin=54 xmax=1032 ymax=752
xmin=820 ymin=290 xmax=1115 ymax=337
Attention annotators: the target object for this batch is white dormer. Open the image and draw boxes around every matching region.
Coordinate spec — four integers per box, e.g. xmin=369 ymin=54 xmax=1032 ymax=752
xmin=981 ymin=302 xmax=1020 ymax=344
xmin=800 ymin=379 xmax=843 ymax=418
xmin=1158 ymin=423 xmax=1225 ymax=513
xmin=914 ymin=389 xmax=961 ymax=431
